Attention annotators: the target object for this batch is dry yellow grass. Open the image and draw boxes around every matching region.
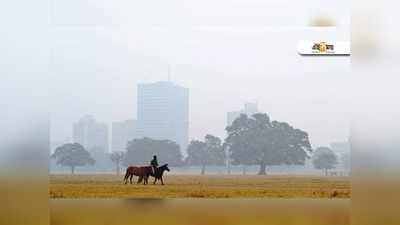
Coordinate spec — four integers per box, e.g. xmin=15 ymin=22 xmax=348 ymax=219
xmin=50 ymin=174 xmax=350 ymax=199
xmin=51 ymin=199 xmax=350 ymax=225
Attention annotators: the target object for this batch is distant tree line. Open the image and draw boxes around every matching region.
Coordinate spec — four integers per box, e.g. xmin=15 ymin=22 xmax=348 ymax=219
xmin=123 ymin=138 xmax=184 ymax=167
xmin=51 ymin=113 xmax=343 ymax=175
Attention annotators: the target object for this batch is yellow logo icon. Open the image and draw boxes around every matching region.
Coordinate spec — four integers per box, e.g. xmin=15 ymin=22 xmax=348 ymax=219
xmin=312 ymin=42 xmax=334 ymax=53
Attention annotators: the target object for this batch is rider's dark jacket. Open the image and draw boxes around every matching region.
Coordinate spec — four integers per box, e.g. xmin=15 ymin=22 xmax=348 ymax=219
xmin=150 ymin=158 xmax=158 ymax=168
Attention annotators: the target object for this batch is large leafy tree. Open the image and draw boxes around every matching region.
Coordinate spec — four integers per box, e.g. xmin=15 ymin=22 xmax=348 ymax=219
xmin=110 ymin=151 xmax=125 ymax=175
xmin=312 ymin=147 xmax=338 ymax=176
xmin=186 ymin=140 xmax=207 ymax=174
xmin=186 ymin=134 xmax=225 ymax=175
xmin=51 ymin=143 xmax=95 ymax=174
xmin=225 ymin=113 xmax=312 ymax=175
xmin=124 ymin=138 xmax=183 ymax=167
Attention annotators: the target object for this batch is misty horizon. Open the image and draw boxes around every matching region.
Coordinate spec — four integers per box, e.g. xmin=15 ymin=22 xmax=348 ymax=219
xmin=1 ymin=1 xmax=350 ymax=150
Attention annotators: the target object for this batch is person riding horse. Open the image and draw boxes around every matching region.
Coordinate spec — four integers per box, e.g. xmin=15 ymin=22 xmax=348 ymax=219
xmin=124 ymin=163 xmax=170 ymax=185
xmin=150 ymin=155 xmax=158 ymax=175
xmin=150 ymin=164 xmax=170 ymax=185
xmin=124 ymin=155 xmax=170 ymax=185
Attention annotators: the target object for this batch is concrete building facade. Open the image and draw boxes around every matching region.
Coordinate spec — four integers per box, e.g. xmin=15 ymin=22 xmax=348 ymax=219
xmin=136 ymin=81 xmax=189 ymax=152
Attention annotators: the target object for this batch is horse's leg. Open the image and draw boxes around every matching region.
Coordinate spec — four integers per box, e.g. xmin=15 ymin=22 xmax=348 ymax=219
xmin=130 ymin=174 xmax=133 ymax=184
xmin=153 ymin=177 xmax=157 ymax=185
xmin=127 ymin=173 xmax=131 ymax=184
xmin=124 ymin=171 xmax=128 ymax=184
xmin=137 ymin=176 xmax=142 ymax=184
xmin=161 ymin=177 xmax=164 ymax=185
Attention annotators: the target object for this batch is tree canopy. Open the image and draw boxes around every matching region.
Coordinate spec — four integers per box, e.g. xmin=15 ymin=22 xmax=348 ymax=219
xmin=186 ymin=134 xmax=225 ymax=174
xmin=225 ymin=113 xmax=312 ymax=175
xmin=312 ymin=147 xmax=338 ymax=175
xmin=51 ymin=143 xmax=95 ymax=174
xmin=124 ymin=138 xmax=183 ymax=167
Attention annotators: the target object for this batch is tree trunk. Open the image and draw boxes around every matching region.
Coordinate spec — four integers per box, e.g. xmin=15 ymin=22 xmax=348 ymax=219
xmin=71 ymin=166 xmax=75 ymax=175
xmin=116 ymin=162 xmax=120 ymax=175
xmin=201 ymin=164 xmax=206 ymax=175
xmin=258 ymin=163 xmax=267 ymax=175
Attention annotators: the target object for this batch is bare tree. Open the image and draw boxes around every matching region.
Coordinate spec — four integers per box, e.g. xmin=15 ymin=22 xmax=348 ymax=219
xmin=110 ymin=151 xmax=125 ymax=175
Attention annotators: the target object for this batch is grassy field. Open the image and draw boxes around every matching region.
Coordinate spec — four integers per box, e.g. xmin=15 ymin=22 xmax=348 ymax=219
xmin=51 ymin=199 xmax=350 ymax=225
xmin=50 ymin=174 xmax=350 ymax=198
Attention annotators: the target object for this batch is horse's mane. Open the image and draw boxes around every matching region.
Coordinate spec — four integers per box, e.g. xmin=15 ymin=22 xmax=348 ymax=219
xmin=159 ymin=164 xmax=168 ymax=169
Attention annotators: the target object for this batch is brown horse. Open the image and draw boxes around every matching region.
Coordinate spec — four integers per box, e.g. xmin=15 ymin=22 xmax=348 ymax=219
xmin=124 ymin=166 xmax=153 ymax=185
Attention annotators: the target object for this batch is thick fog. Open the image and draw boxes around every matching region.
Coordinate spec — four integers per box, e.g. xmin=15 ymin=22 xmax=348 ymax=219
xmin=1 ymin=0 xmax=350 ymax=159
xmin=47 ymin=1 xmax=350 ymax=150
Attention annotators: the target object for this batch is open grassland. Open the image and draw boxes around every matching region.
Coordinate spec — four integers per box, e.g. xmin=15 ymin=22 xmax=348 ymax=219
xmin=51 ymin=199 xmax=350 ymax=225
xmin=50 ymin=174 xmax=350 ymax=198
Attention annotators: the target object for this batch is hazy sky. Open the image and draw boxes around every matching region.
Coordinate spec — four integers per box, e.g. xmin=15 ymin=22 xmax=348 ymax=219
xmin=1 ymin=0 xmax=350 ymax=149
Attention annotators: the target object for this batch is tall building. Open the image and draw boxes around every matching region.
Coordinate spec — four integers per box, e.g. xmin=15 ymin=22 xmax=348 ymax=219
xmin=136 ymin=81 xmax=189 ymax=152
xmin=227 ymin=102 xmax=258 ymax=126
xmin=111 ymin=119 xmax=136 ymax=152
xmin=73 ymin=115 xmax=109 ymax=155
